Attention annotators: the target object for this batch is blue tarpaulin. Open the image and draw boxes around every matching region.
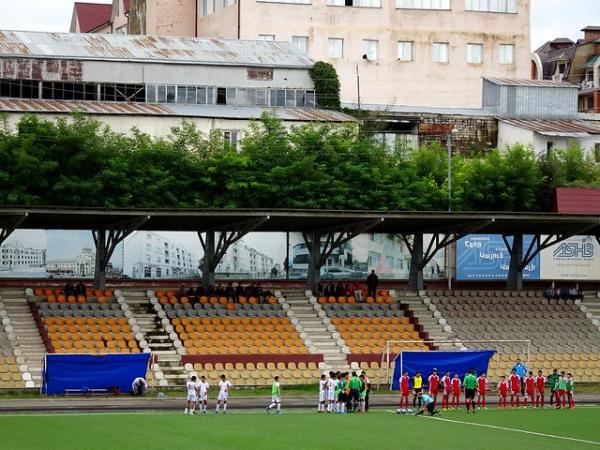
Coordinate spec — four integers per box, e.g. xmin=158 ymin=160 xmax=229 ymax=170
xmin=391 ymin=350 xmax=495 ymax=390
xmin=42 ymin=353 xmax=150 ymax=395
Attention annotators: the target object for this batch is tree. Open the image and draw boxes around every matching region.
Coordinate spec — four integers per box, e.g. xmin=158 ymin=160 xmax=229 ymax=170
xmin=310 ymin=61 xmax=341 ymax=110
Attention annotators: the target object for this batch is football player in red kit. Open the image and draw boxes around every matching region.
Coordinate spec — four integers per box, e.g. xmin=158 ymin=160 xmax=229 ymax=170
xmin=428 ymin=369 xmax=440 ymax=408
xmin=535 ymin=370 xmax=546 ymax=408
xmin=441 ymin=370 xmax=452 ymax=411
xmin=399 ymin=371 xmax=410 ymax=410
xmin=451 ymin=373 xmax=461 ymax=409
xmin=524 ymin=371 xmax=535 ymax=408
xmin=498 ymin=375 xmax=508 ymax=409
xmin=509 ymin=369 xmax=521 ymax=408
xmin=476 ymin=372 xmax=488 ymax=409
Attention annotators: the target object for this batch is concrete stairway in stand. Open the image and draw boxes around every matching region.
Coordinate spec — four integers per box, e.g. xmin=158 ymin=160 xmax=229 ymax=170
xmin=0 ymin=288 xmax=45 ymax=387
xmin=578 ymin=291 xmax=600 ymax=333
xmin=393 ymin=290 xmax=458 ymax=350
xmin=284 ymin=288 xmax=349 ymax=371
xmin=120 ymin=289 xmax=187 ymax=387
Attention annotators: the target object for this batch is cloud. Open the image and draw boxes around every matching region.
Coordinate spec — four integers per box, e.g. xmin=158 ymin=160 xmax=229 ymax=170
xmin=531 ymin=0 xmax=600 ymax=50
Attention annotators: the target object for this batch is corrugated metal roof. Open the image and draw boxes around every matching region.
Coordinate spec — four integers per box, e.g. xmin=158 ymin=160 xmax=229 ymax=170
xmin=341 ymin=102 xmax=493 ymax=117
xmin=0 ymin=30 xmax=314 ymax=68
xmin=499 ymin=118 xmax=600 ymax=135
xmin=483 ymin=77 xmax=578 ymax=88
xmin=553 ymin=188 xmax=600 ymax=214
xmin=0 ymin=98 xmax=356 ymax=122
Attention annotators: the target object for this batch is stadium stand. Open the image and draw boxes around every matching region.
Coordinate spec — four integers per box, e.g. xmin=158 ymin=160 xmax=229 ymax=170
xmin=149 ymin=289 xmax=324 ymax=386
xmin=425 ymin=290 xmax=600 ymax=382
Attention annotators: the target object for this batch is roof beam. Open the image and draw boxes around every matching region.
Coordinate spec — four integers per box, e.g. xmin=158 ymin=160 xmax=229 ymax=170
xmin=0 ymin=213 xmax=28 ymax=247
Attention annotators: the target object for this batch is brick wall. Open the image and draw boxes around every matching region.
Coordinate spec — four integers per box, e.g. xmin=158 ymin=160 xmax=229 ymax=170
xmin=418 ymin=115 xmax=498 ymax=152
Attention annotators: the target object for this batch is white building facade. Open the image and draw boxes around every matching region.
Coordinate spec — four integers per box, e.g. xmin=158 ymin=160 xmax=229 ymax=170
xmin=216 ymin=239 xmax=274 ymax=279
xmin=0 ymin=240 xmax=46 ymax=270
xmin=46 ymin=248 xmax=95 ymax=277
xmin=123 ymin=231 xmax=199 ymax=279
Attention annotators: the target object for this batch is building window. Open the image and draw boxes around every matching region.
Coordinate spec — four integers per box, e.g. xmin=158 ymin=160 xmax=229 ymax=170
xmin=397 ymin=41 xmax=414 ymax=61
xmin=328 ymin=38 xmax=344 ymax=58
xmin=292 ymin=36 xmax=309 ymax=53
xmin=397 ymin=0 xmax=450 ymax=8
xmin=144 ymin=266 xmax=151 ymax=278
xmin=465 ymin=0 xmax=517 ymax=13
xmin=499 ymin=44 xmax=515 ymax=64
xmin=258 ymin=0 xmax=311 ymax=3
xmin=258 ymin=34 xmax=275 ymax=41
xmin=362 ymin=39 xmax=378 ymax=61
xmin=223 ymin=130 xmax=239 ymax=147
xmin=432 ymin=42 xmax=449 ymax=63
xmin=467 ymin=43 xmax=483 ymax=64
xmin=327 ymin=0 xmax=381 ymax=5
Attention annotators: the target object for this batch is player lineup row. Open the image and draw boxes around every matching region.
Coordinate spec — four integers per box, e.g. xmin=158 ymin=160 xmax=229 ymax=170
xmin=397 ymin=367 xmax=576 ymax=414
xmin=183 ymin=374 xmax=282 ymax=415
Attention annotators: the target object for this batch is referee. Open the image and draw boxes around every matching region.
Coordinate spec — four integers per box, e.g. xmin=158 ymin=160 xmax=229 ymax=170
xmin=463 ymin=369 xmax=477 ymax=414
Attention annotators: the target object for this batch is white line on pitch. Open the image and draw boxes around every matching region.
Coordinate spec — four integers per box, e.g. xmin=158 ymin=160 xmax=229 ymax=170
xmin=427 ymin=416 xmax=600 ymax=447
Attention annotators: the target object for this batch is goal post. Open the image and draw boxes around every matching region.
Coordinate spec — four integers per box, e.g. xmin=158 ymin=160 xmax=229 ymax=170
xmin=378 ymin=339 xmax=531 ymax=390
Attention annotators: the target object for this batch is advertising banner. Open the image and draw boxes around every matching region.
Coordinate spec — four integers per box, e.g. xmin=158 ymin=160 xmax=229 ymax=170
xmin=540 ymin=235 xmax=600 ymax=280
xmin=456 ymin=234 xmax=540 ymax=281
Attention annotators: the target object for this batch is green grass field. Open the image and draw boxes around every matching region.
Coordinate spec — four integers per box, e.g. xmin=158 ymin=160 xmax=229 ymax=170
xmin=0 ymin=407 xmax=599 ymax=450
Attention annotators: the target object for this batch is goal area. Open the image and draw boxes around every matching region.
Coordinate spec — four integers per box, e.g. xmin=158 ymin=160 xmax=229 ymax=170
xmin=379 ymin=339 xmax=531 ymax=390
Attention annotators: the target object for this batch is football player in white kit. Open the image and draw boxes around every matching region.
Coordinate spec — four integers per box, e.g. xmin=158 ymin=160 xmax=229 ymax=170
xmin=327 ymin=372 xmax=337 ymax=413
xmin=318 ymin=374 xmax=327 ymax=412
xmin=215 ymin=374 xmax=232 ymax=414
xmin=196 ymin=375 xmax=210 ymax=414
xmin=185 ymin=375 xmax=197 ymax=415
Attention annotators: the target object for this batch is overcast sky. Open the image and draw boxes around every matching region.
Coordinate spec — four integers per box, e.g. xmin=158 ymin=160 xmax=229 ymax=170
xmin=0 ymin=0 xmax=598 ymax=50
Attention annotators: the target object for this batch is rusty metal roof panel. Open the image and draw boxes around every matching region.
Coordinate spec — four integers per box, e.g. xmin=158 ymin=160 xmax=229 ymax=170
xmin=0 ymin=98 xmax=356 ymax=122
xmin=483 ymin=77 xmax=578 ymax=88
xmin=499 ymin=118 xmax=600 ymax=135
xmin=0 ymin=30 xmax=314 ymax=68
xmin=0 ymin=98 xmax=174 ymax=115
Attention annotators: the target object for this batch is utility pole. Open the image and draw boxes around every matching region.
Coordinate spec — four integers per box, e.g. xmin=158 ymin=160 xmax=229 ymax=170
xmin=446 ymin=129 xmax=457 ymax=290
xmin=356 ymin=64 xmax=361 ymax=113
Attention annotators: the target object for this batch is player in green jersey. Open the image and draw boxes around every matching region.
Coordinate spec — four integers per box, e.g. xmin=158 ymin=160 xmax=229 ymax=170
xmin=266 ymin=376 xmax=281 ymax=414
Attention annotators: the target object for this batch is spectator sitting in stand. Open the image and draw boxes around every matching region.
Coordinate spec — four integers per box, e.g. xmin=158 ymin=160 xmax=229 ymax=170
xmin=544 ymin=286 xmax=554 ymax=301
xmin=315 ymin=282 xmax=324 ymax=297
xmin=344 ymin=284 xmax=352 ymax=297
xmin=75 ymin=281 xmax=87 ymax=298
xmin=64 ymin=282 xmax=75 ymax=297
xmin=335 ymin=282 xmax=345 ymax=297
xmin=177 ymin=285 xmax=187 ymax=299
xmin=352 ymin=281 xmax=362 ymax=302
xmin=326 ymin=282 xmax=336 ymax=297
xmin=195 ymin=284 xmax=205 ymax=298
xmin=186 ymin=286 xmax=195 ymax=298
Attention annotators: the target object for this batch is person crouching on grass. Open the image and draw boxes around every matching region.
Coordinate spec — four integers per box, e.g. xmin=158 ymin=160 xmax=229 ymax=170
xmin=414 ymin=393 xmax=439 ymax=417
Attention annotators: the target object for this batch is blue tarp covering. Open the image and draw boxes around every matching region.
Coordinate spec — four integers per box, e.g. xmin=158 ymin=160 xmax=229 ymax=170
xmin=391 ymin=351 xmax=495 ymax=390
xmin=42 ymin=353 xmax=150 ymax=395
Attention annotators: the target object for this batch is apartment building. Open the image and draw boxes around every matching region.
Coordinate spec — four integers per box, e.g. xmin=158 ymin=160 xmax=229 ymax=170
xmin=534 ymin=26 xmax=600 ymax=114
xmin=70 ymin=0 xmax=531 ymax=108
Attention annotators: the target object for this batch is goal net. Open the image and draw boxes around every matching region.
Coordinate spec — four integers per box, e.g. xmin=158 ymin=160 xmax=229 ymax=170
xmin=379 ymin=339 xmax=531 ymax=390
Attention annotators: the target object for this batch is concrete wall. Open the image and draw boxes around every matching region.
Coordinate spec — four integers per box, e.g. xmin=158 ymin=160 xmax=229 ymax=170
xmin=147 ymin=0 xmax=197 ymax=37
xmin=197 ymin=3 xmax=239 ymax=39
xmin=1 ymin=112 xmax=315 ymax=138
xmin=225 ymin=0 xmax=530 ymax=107
xmin=498 ymin=121 xmax=600 ymax=155
xmin=79 ymin=60 xmax=313 ymax=89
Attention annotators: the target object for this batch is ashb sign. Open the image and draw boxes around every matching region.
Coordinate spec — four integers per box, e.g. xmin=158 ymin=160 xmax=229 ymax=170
xmin=456 ymin=235 xmax=540 ymax=281
xmin=456 ymin=235 xmax=600 ymax=281
xmin=540 ymin=236 xmax=600 ymax=280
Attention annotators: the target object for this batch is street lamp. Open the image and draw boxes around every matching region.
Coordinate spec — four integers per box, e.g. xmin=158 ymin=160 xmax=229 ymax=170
xmin=447 ymin=128 xmax=458 ymax=290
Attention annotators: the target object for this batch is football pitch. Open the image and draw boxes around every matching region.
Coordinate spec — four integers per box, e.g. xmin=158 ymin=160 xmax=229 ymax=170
xmin=0 ymin=407 xmax=599 ymax=450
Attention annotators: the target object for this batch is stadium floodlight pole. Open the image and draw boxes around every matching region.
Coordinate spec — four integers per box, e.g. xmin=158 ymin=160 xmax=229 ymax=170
xmin=446 ymin=128 xmax=458 ymax=291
